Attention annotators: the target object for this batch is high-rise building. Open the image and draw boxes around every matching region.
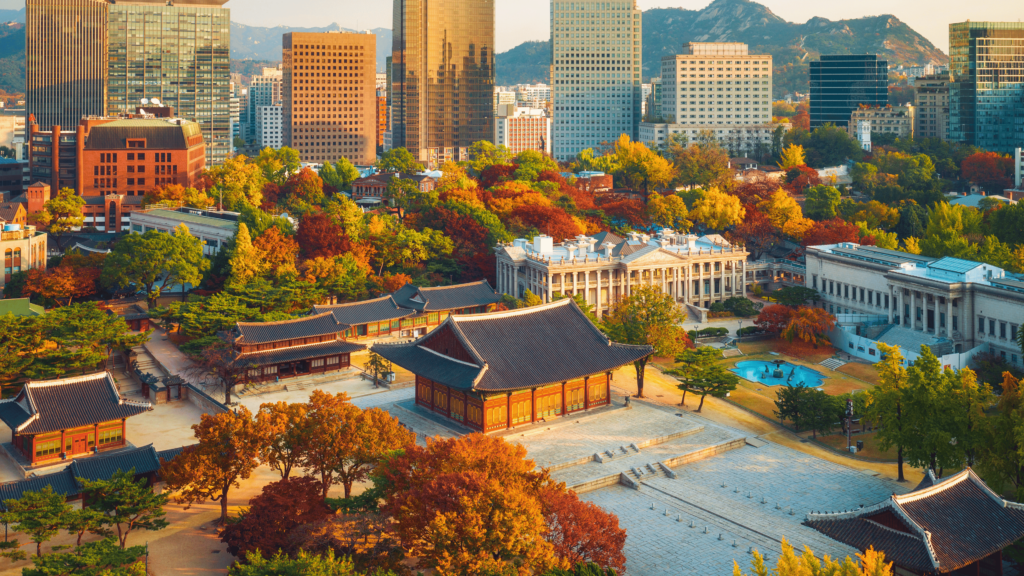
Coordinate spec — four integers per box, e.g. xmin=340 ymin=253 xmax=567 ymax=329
xmin=551 ymin=0 xmax=642 ymax=161
xmin=848 ymin=105 xmax=915 ymax=140
xmin=494 ymin=105 xmax=551 ymax=156
xmin=230 ymin=82 xmax=241 ymax=151
xmin=283 ymin=32 xmax=377 ymax=165
xmin=913 ymin=73 xmax=950 ymax=140
xmin=245 ymin=67 xmax=283 ymax=145
xmin=639 ymin=43 xmax=776 ymax=156
xmin=26 ymin=0 xmax=109 ymax=131
xmin=949 ymin=22 xmax=1024 ymax=154
xmin=107 ymin=0 xmax=231 ymax=166
xmin=376 ymin=88 xmax=388 ymax=148
xmin=392 ymin=0 xmax=495 ymax=168
xmin=256 ymin=105 xmax=283 ymax=150
xmin=809 ymin=55 xmax=888 ymax=129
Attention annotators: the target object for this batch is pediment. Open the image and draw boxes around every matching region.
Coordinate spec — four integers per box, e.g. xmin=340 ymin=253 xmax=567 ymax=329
xmin=626 ymin=248 xmax=687 ymax=266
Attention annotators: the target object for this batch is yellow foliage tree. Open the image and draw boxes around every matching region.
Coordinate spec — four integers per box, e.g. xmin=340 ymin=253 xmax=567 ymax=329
xmin=606 ymin=134 xmax=676 ymax=193
xmin=646 ymin=192 xmax=691 ymax=231
xmin=735 ymin=539 xmax=894 ymax=576
xmin=227 ymin=223 xmax=268 ymax=286
xmin=777 ymin=144 xmax=807 ymax=170
xmin=781 ymin=217 xmax=815 ymax=240
xmin=758 ymin=189 xmax=803 ymax=229
xmin=901 ymin=237 xmax=922 ymax=255
xmin=487 ymin=191 xmax=552 ymax=218
xmin=690 ymin=188 xmax=746 ymax=230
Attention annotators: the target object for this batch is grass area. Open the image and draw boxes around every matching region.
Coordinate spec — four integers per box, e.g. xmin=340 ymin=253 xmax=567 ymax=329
xmin=837 ymin=362 xmax=882 ymax=386
xmin=816 ymin=431 xmax=897 ymax=461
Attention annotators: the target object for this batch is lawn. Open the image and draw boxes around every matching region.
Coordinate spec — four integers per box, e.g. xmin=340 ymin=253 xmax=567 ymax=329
xmin=815 ymin=430 xmax=897 ymax=461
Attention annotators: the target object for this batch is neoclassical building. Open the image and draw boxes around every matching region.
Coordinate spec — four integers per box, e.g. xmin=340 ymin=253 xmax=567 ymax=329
xmin=495 ymin=230 xmax=749 ymax=317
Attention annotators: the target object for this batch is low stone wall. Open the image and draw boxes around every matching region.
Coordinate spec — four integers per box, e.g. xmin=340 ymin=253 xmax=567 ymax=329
xmin=660 ymin=437 xmax=747 ymax=469
xmin=184 ymin=383 xmax=230 ymax=414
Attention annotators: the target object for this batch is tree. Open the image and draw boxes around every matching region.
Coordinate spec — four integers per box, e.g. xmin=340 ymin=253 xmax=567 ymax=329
xmin=364 ymin=352 xmax=392 ymax=388
xmin=732 ymin=210 xmax=780 ymax=259
xmin=376 ymin=147 xmax=424 ymax=174
xmin=601 ymin=135 xmax=674 ymax=193
xmin=770 ymin=286 xmax=820 ymax=307
xmin=296 ymin=213 xmax=351 ymax=260
xmin=866 ymin=343 xmax=911 ymax=482
xmin=300 ymin=390 xmax=361 ymax=498
xmin=205 ymin=155 xmax=267 ymax=210
xmin=603 ymin=285 xmax=689 ymax=398
xmin=378 ymin=433 xmax=558 ymax=575
xmin=319 ymin=157 xmax=361 ymax=191
xmin=24 ymin=264 xmax=99 ymax=307
xmin=219 ymin=476 xmax=333 ymax=559
xmin=251 ymin=227 xmax=299 ymax=280
xmin=774 ymin=384 xmax=810 ymax=430
xmin=300 ymin=254 xmax=368 ymax=304
xmin=781 ymin=306 xmax=836 ymax=348
xmin=645 ymin=192 xmax=690 ymax=231
xmin=282 ymin=166 xmax=326 ymax=205
xmin=804 ymin=185 xmax=842 ymax=220
xmin=961 ymin=151 xmax=1014 ymax=193
xmin=142 ymin=184 xmax=214 ymax=209
xmin=802 ymin=389 xmax=843 ymax=439
xmin=228 ymin=549 xmax=375 ymax=576
xmin=668 ymin=347 xmax=738 ymax=411
xmin=735 ymin=538 xmax=893 ymax=576
xmin=667 ymin=134 xmax=731 ymax=189
xmin=801 ymin=218 xmax=864 ymax=247
xmin=23 ymin=538 xmax=147 ymax=576
xmin=102 ymin=227 xmax=209 ymax=307
xmin=806 ymin=124 xmax=863 ymax=167
xmin=466 ymin=141 xmax=513 ymax=175
xmin=979 ymin=372 xmax=1024 ymax=500
xmin=757 ymin=189 xmax=803 ymax=229
xmin=36 ymin=188 xmax=84 ymax=251
xmin=0 ymin=486 xmax=75 ymax=557
xmin=777 ymin=144 xmax=806 ymax=170
xmin=79 ymin=469 xmax=169 ymax=549
xmin=184 ymin=339 xmax=256 ymax=404
xmin=161 ymin=406 xmax=267 ymax=524
xmin=257 ymin=401 xmax=310 ymax=479
xmin=689 ymin=188 xmax=745 ymax=230
xmin=65 ymin=508 xmax=110 ymax=547
xmin=541 ymin=487 xmax=627 ymax=573
xmin=384 ymin=177 xmax=422 ymax=219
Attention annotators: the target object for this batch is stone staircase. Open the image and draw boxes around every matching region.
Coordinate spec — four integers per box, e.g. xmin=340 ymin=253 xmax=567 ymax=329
xmin=131 ymin=346 xmax=164 ymax=378
xmin=620 ymin=461 xmax=678 ymax=489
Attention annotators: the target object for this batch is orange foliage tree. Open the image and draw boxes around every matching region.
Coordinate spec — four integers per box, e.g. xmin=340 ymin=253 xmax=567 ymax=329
xmin=800 ymin=218 xmax=866 ymax=247
xmin=508 ymin=204 xmax=582 ymax=242
xmin=296 ymin=213 xmax=351 ymax=260
xmin=257 ymin=401 xmax=310 ymax=479
xmin=755 ymin=304 xmax=796 ymax=334
xmin=541 ymin=486 xmax=627 ymax=572
xmin=218 ymin=476 xmax=332 ymax=559
xmin=23 ymin=253 xmax=104 ymax=306
xmin=161 ymin=406 xmax=268 ymax=524
xmin=253 ymin=227 xmax=299 ymax=278
xmin=782 ymin=306 xmax=836 ymax=349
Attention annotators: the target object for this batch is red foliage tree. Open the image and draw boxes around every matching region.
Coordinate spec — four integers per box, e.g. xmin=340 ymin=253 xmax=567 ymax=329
xmin=260 ymin=182 xmax=281 ymax=210
xmin=541 ymin=487 xmax=627 ymax=572
xmin=729 ymin=209 xmax=778 ymax=260
xmin=219 ymin=476 xmax=332 ymax=559
xmin=508 ymin=204 xmax=582 ymax=242
xmin=791 ymin=110 xmax=810 ymax=132
xmin=479 ymin=164 xmax=517 ymax=189
xmin=598 ymin=199 xmax=647 ymax=227
xmin=755 ymin=304 xmax=796 ymax=334
xmin=801 ymin=218 xmax=864 ymax=247
xmin=283 ymin=167 xmax=325 ymax=202
xmin=961 ymin=151 xmax=1014 ymax=193
xmin=732 ymin=177 xmax=779 ymax=208
xmin=296 ymin=212 xmax=351 ymax=259
xmin=784 ymin=165 xmax=821 ymax=194
xmin=23 ymin=253 xmax=103 ymax=306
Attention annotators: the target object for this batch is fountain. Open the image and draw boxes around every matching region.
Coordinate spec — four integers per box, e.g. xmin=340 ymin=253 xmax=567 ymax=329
xmin=772 ymin=360 xmax=786 ymax=379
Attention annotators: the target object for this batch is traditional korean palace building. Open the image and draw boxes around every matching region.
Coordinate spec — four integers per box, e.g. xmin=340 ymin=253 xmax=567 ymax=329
xmin=495 ymin=230 xmax=749 ymax=318
xmin=0 ymin=372 xmax=150 ymax=467
xmin=231 ymin=313 xmax=366 ymax=382
xmin=372 ymin=299 xmax=652 ymax=432
xmin=313 ymin=280 xmax=502 ymax=340
xmin=806 ymin=468 xmax=1024 ymax=576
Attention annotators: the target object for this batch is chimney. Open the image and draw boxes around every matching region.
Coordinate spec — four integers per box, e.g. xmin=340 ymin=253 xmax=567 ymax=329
xmin=601 ymin=242 xmax=614 ymax=258
xmin=564 ymin=243 xmax=576 ymax=259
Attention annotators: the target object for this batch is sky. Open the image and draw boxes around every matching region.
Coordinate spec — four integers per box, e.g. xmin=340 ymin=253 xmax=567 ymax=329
xmin=228 ymin=0 xmax=1024 ymax=55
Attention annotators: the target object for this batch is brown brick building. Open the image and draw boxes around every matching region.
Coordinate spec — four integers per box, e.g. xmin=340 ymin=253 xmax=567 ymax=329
xmin=283 ymin=31 xmax=377 ymax=165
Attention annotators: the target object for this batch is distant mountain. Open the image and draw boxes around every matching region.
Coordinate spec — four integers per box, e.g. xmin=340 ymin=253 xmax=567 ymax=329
xmin=0 ymin=22 xmax=23 ymax=95
xmin=231 ymin=22 xmax=392 ymax=72
xmin=0 ymin=8 xmax=22 ymax=24
xmin=495 ymin=0 xmax=948 ymax=97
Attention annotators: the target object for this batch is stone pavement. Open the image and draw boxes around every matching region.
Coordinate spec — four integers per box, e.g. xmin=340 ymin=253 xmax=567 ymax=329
xmin=581 ymin=441 xmax=907 ymax=576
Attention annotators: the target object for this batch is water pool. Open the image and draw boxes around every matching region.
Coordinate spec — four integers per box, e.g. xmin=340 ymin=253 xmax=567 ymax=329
xmin=730 ymin=360 xmax=825 ymax=388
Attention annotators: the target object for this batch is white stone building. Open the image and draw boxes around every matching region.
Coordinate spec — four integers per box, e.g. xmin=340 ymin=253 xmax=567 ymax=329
xmin=256 ymin=105 xmax=283 ymax=150
xmin=806 ymin=243 xmax=1024 ymax=365
xmin=495 ymin=230 xmax=749 ymax=317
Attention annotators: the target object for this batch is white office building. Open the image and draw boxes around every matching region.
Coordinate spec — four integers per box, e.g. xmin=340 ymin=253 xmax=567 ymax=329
xmin=494 ymin=90 xmax=516 ymax=114
xmin=806 ymin=243 xmax=1024 ymax=366
xmin=257 ymin=105 xmax=283 ymax=150
xmin=640 ymin=43 xmax=775 ymax=154
xmin=494 ymin=105 xmax=552 ymax=155
xmin=551 ymin=0 xmax=642 ymax=161
xmin=245 ymin=67 xmax=283 ymax=144
xmin=515 ymin=84 xmax=552 ymax=105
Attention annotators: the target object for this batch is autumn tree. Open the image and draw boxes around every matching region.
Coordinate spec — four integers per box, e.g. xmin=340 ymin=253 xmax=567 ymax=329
xmin=205 ymin=155 xmax=267 ymax=209
xmin=162 ymin=406 xmax=268 ymax=524
xmin=646 ymin=192 xmax=691 ymax=231
xmin=300 ymin=254 xmax=368 ymax=303
xmin=296 ymin=212 xmax=351 ymax=260
xmin=866 ymin=343 xmax=911 ymax=482
xmin=255 ymin=147 xmax=302 ymax=184
xmin=378 ymin=433 xmax=559 ymax=575
xmin=730 ymin=210 xmax=779 ymax=260
xmin=226 ymin=222 xmax=268 ymax=286
xmin=736 ymin=539 xmax=893 ymax=576
xmin=466 ymin=140 xmax=513 ymax=175
xmin=781 ymin=306 xmax=836 ymax=348
xmin=754 ymin=304 xmax=795 ymax=334
xmin=690 ymin=188 xmax=745 ymax=230
xmin=142 ymin=184 xmax=214 ymax=209
xmin=219 ymin=476 xmax=332 ymax=559
xmin=23 ymin=263 xmax=100 ymax=307
xmin=604 ymin=285 xmax=689 ymax=398
xmin=252 ymin=227 xmax=299 ymax=279
xmin=666 ymin=133 xmax=732 ymax=190
xmin=541 ymin=486 xmax=627 ymax=573
xmin=256 ymin=401 xmax=309 ymax=479
xmin=282 ymin=166 xmax=326 ymax=205
xmin=979 ymin=372 xmax=1024 ymax=500
xmin=961 ymin=151 xmax=1014 ymax=193
xmin=183 ymin=339 xmax=256 ymax=405
xmin=777 ymin=144 xmax=806 ymax=170
xmin=36 ymin=188 xmax=84 ymax=250
xmin=801 ymin=218 xmax=864 ymax=247
xmin=79 ymin=469 xmax=169 ymax=549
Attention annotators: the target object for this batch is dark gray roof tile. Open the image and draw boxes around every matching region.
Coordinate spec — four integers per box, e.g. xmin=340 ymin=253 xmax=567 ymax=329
xmin=237 ymin=339 xmax=366 ymax=365
xmin=312 ymin=296 xmax=414 ymax=327
xmin=391 ymin=280 xmax=501 ymax=312
xmin=5 ymin=373 xmax=151 ymax=435
xmin=236 ymin=312 xmax=344 ymax=344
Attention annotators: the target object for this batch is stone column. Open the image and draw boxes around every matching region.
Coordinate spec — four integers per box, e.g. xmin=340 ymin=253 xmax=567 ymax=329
xmin=560 ymin=271 xmax=566 ymax=297
xmin=910 ymin=291 xmax=917 ymax=330
xmin=572 ymin=271 xmax=579 ymax=297
xmin=595 ymin=270 xmax=603 ymax=315
xmin=947 ymin=296 xmax=954 ymax=338
xmin=547 ymin=272 xmax=553 ymax=303
xmin=584 ymin=270 xmax=591 ymax=306
xmin=897 ymin=288 xmax=904 ymax=325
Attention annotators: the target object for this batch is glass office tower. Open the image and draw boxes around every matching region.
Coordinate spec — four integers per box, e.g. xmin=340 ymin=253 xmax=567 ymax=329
xmin=392 ymin=0 xmax=495 ymax=168
xmin=551 ymin=0 xmax=642 ymax=161
xmin=107 ymin=1 xmax=231 ymax=165
xmin=809 ymin=55 xmax=888 ymax=129
xmin=949 ymin=22 xmax=1024 ymax=155
xmin=26 ymin=0 xmax=109 ymax=130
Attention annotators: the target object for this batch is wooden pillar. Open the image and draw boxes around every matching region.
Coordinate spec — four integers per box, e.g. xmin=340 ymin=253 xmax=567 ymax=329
xmin=561 ymin=381 xmax=566 ymax=416
xmin=531 ymin=388 xmax=536 ymax=423
xmin=606 ymin=372 xmax=612 ymax=406
xmin=60 ymin=429 xmax=66 ymax=458
xmin=583 ymin=376 xmax=590 ymax=410
xmin=506 ymin=393 xmax=512 ymax=430
xmin=121 ymin=419 xmax=126 ymax=447
xmin=93 ymin=423 xmax=99 ymax=452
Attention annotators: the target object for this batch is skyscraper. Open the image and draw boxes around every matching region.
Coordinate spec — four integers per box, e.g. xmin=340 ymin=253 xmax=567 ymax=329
xmin=949 ymin=22 xmax=1024 ymax=154
xmin=245 ymin=67 xmax=283 ymax=144
xmin=107 ymin=0 xmax=231 ymax=165
xmin=551 ymin=0 xmax=642 ymax=162
xmin=809 ymin=55 xmax=888 ymax=129
xmin=392 ymin=0 xmax=495 ymax=168
xmin=283 ymin=32 xmax=377 ymax=166
xmin=26 ymin=0 xmax=109 ymax=131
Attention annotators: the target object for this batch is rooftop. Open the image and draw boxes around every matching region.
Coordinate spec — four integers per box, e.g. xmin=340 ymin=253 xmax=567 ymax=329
xmin=312 ymin=296 xmax=415 ymax=327
xmin=135 ymin=209 xmax=239 ymax=232
xmin=813 ymin=243 xmax=1020 ymax=287
xmin=235 ymin=312 xmax=345 ymax=345
xmin=85 ymin=118 xmax=203 ymax=150
xmin=0 ymin=372 xmax=150 ymax=435
xmin=502 ymin=230 xmax=744 ymax=266
xmin=390 ymin=280 xmax=501 ymax=313
xmin=0 ymin=298 xmax=44 ymax=317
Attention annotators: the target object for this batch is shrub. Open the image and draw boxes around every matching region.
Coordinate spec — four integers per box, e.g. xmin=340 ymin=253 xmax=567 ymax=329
xmin=737 ymin=326 xmax=762 ymax=337
xmin=709 ymin=302 xmax=726 ymax=313
xmin=179 ymin=335 xmax=223 ymax=357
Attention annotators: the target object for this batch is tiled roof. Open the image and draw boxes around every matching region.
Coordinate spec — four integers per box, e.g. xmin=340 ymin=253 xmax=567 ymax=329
xmin=312 ymin=296 xmax=414 ymax=327
xmin=0 ymin=469 xmax=80 ymax=507
xmin=806 ymin=468 xmax=1024 ymax=573
xmin=0 ymin=372 xmax=150 ymax=435
xmin=372 ymin=299 xmax=652 ymax=392
xmin=235 ymin=312 xmax=344 ymax=344
xmin=156 ymin=444 xmax=192 ymax=464
xmin=390 ymin=280 xmax=501 ymax=312
xmin=0 ymin=202 xmax=22 ymax=222
xmin=69 ymin=444 xmax=162 ymax=481
xmin=237 ymin=339 xmax=365 ymax=365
